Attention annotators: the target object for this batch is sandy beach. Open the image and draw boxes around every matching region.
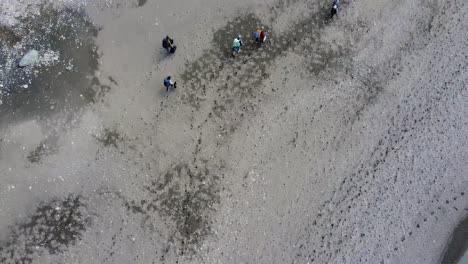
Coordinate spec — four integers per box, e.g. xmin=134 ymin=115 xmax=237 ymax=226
xmin=0 ymin=0 xmax=467 ymax=263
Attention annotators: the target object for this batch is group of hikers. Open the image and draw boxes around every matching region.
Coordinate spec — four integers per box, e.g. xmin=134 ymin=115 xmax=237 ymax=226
xmin=162 ymin=0 xmax=342 ymax=92
xmin=162 ymin=26 xmax=268 ymax=92
xmin=232 ymin=26 xmax=267 ymax=56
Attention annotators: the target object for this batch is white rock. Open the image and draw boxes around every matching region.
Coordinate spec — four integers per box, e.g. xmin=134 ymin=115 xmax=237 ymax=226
xmin=19 ymin=49 xmax=39 ymax=67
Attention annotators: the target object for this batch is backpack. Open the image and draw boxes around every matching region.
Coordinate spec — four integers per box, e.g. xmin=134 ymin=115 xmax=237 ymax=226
xmin=162 ymin=39 xmax=168 ymax=49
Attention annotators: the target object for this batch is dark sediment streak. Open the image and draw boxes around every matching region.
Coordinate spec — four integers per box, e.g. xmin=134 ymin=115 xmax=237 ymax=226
xmin=440 ymin=216 xmax=468 ymax=264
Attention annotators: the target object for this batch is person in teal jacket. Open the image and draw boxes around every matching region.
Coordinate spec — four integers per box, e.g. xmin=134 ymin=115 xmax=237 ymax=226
xmin=232 ymin=35 xmax=243 ymax=53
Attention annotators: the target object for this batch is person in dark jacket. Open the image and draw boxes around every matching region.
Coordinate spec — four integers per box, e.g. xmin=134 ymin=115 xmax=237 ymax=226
xmin=330 ymin=0 xmax=340 ymax=19
xmin=162 ymin=36 xmax=176 ymax=53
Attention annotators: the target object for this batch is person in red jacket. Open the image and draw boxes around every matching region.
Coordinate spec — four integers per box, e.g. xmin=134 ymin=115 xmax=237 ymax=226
xmin=254 ymin=27 xmax=267 ymax=44
xmin=259 ymin=27 xmax=267 ymax=43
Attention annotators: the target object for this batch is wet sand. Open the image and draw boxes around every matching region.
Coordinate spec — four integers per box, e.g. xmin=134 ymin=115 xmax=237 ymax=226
xmin=0 ymin=0 xmax=467 ymax=263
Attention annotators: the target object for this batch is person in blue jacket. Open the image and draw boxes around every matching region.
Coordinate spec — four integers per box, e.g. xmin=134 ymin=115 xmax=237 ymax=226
xmin=164 ymin=76 xmax=176 ymax=92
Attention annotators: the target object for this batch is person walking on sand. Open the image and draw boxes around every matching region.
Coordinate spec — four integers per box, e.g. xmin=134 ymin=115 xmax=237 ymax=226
xmin=164 ymin=76 xmax=177 ymax=92
xmin=254 ymin=26 xmax=267 ymax=44
xmin=162 ymin=36 xmax=177 ymax=54
xmin=232 ymin=35 xmax=243 ymax=55
xmin=330 ymin=0 xmax=340 ymax=19
xmin=253 ymin=27 xmax=260 ymax=43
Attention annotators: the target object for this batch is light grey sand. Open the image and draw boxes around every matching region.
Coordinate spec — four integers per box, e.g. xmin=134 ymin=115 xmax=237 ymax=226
xmin=0 ymin=0 xmax=467 ymax=263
